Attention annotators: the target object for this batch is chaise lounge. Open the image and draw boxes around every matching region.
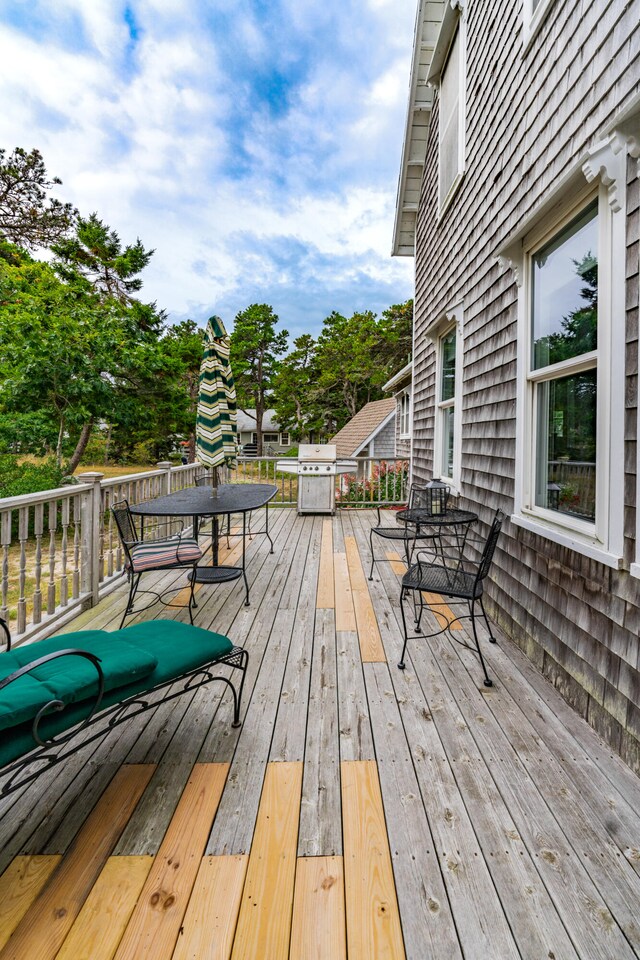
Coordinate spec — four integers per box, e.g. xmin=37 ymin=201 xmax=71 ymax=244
xmin=0 ymin=616 xmax=248 ymax=797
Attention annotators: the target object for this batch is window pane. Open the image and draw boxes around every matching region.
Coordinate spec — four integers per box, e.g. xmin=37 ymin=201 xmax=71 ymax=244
xmin=440 ymin=330 xmax=456 ymax=401
xmin=531 ymin=202 xmax=598 ymax=370
xmin=439 ymin=28 xmax=460 ymax=202
xmin=441 ymin=405 xmax=455 ymax=477
xmin=535 ymin=370 xmax=596 ymax=521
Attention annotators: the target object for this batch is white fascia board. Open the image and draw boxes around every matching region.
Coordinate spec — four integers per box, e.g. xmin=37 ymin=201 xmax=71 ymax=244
xmin=382 ymin=360 xmax=413 ymax=393
xmin=392 ymin=0 xmax=444 ymax=257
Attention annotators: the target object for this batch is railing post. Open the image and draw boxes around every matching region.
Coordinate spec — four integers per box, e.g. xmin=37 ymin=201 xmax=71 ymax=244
xmin=77 ymin=472 xmax=104 ymax=606
xmin=157 ymin=461 xmax=172 ymax=495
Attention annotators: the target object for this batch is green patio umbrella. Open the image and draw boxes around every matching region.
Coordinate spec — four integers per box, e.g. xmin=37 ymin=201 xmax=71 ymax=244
xmin=196 ymin=315 xmax=237 ymax=488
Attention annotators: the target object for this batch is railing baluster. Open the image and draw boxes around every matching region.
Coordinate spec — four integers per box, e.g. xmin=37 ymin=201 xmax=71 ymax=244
xmin=17 ymin=505 xmax=29 ymax=635
xmin=60 ymin=497 xmax=69 ymax=606
xmin=47 ymin=500 xmax=57 ymax=615
xmin=1 ymin=510 xmax=10 ymax=624
xmin=73 ymin=495 xmax=81 ymax=599
xmin=33 ymin=503 xmax=44 ymax=624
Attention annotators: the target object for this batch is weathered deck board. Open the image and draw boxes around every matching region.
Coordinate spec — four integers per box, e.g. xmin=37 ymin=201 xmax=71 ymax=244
xmin=0 ymin=509 xmax=639 ymax=960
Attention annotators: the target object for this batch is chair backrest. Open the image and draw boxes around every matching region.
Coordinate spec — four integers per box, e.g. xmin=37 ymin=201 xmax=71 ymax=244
xmin=111 ymin=499 xmax=139 ymax=563
xmin=476 ymin=510 xmax=505 ymax=584
xmin=409 ymin=482 xmax=450 ymax=516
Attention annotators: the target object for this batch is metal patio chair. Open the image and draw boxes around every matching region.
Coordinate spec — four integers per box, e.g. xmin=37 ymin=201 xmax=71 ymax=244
xmin=112 ymin=499 xmax=203 ymax=628
xmin=398 ymin=509 xmax=505 ymax=687
xmin=368 ymin=482 xmax=451 ymax=580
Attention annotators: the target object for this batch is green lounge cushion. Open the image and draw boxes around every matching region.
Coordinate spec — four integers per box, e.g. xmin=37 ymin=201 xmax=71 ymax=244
xmin=0 ymin=634 xmax=158 ymax=732
xmin=0 ymin=620 xmax=234 ymax=768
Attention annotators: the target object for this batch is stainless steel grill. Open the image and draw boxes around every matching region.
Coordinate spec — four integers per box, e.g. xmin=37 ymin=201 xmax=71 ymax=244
xmin=277 ymin=444 xmax=356 ymax=514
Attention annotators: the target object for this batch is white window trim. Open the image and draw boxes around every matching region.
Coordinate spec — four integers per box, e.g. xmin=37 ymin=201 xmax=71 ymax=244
xmin=398 ymin=389 xmax=411 ymax=439
xmin=522 ymin=0 xmax=554 ymax=50
xmin=426 ymin=302 xmax=464 ymax=494
xmin=279 ymin=432 xmax=290 ymax=446
xmin=427 ymin=0 xmax=466 ymax=217
xmin=499 ymin=136 xmax=628 ymax=570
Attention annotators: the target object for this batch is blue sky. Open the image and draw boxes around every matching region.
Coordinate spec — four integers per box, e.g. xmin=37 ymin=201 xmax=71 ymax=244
xmin=0 ymin=0 xmax=415 ymax=342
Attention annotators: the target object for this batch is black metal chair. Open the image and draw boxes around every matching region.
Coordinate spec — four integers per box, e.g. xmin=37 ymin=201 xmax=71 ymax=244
xmin=398 ymin=509 xmax=505 ymax=687
xmin=368 ymin=482 xmax=451 ymax=580
xmin=112 ymin=499 xmax=203 ymax=628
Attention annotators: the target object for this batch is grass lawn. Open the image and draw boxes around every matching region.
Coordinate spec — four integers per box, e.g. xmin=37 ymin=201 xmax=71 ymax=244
xmin=74 ymin=463 xmax=158 ymax=478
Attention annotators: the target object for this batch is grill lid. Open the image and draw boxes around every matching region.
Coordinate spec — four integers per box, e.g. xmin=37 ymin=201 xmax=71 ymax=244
xmin=298 ymin=443 xmax=337 ymax=462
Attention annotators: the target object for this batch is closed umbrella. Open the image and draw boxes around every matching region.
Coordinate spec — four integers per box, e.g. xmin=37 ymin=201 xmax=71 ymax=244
xmin=196 ymin=315 xmax=237 ymax=490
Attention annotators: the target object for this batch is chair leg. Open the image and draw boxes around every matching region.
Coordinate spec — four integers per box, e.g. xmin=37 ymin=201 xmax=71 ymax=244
xmin=479 ymin=597 xmax=497 ymax=643
xmin=188 ymin=567 xmax=198 ymax=623
xmin=414 ymin=589 xmax=424 ymax=633
xmin=470 ymin=599 xmax=493 ymax=687
xmin=120 ymin=572 xmax=141 ymax=629
xmin=368 ymin=529 xmax=376 ymax=580
xmin=398 ymin=587 xmax=410 ymax=669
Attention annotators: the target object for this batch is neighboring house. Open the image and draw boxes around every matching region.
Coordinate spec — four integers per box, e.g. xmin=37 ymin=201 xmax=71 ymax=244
xmin=331 ymin=398 xmax=397 ymax=475
xmin=236 ymin=410 xmax=291 ymax=454
xmin=383 ymin=360 xmax=413 ymax=460
xmin=394 ymin=0 xmax=640 ymax=771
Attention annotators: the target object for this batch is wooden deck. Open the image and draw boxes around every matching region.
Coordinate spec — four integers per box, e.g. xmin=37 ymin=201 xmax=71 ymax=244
xmin=1 ymin=508 xmax=639 ymax=959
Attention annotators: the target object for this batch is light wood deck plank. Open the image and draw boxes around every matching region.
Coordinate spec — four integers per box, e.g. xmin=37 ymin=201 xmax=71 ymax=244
xmin=55 ymin=856 xmax=152 ymax=960
xmin=0 ymin=856 xmax=61 ymax=951
xmin=230 ymin=762 xmax=303 ymax=960
xmin=345 ymin=535 xmax=386 ymax=662
xmin=113 ymin=763 xmax=229 ymax=960
xmin=334 ymin=552 xmax=356 ymax=632
xmin=0 ymin=764 xmax=154 ymax=960
xmin=289 ymin=856 xmax=347 ymax=960
xmin=341 ymin=759 xmax=405 ymax=960
xmin=172 ymin=855 xmax=248 ymax=960
xmin=317 ymin=518 xmax=335 ymax=608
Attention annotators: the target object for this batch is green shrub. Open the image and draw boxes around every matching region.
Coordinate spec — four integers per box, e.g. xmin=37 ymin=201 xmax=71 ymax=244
xmin=0 ymin=456 xmax=66 ymax=499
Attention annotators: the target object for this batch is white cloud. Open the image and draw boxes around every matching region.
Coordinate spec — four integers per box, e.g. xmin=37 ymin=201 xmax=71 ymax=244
xmin=0 ymin=0 xmax=417 ymax=335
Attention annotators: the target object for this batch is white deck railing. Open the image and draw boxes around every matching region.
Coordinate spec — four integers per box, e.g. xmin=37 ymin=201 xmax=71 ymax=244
xmin=0 ymin=457 xmax=408 ymax=644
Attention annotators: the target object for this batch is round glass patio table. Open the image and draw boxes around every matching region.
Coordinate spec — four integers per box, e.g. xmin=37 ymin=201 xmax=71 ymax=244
xmin=130 ymin=483 xmax=277 ymax=605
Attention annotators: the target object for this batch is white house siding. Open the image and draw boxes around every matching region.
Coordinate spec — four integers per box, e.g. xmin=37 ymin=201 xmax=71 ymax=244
xmin=411 ymin=0 xmax=640 ymax=770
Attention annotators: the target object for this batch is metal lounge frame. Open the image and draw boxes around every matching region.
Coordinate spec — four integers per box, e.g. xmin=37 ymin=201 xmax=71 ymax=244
xmin=0 ymin=617 xmax=248 ymax=798
xmin=398 ymin=509 xmax=505 ymax=687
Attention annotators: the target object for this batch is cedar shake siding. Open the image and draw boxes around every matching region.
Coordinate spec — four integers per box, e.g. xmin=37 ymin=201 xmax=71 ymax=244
xmin=405 ymin=0 xmax=640 ymax=771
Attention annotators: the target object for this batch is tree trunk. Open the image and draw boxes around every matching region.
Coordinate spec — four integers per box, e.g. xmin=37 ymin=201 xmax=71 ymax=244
xmin=255 ymin=403 xmax=264 ymax=456
xmin=188 ymin=432 xmax=196 ymax=463
xmin=56 ymin=414 xmax=65 ymax=469
xmin=65 ymin=419 xmax=94 ymax=475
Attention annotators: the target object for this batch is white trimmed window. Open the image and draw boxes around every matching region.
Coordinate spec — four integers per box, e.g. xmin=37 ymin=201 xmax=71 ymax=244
xmin=427 ymin=304 xmax=464 ymax=491
xmin=398 ymin=390 xmax=411 ymax=437
xmin=527 ymin=200 xmax=599 ymax=525
xmin=263 ymin=432 xmax=279 ymax=444
xmin=438 ymin=22 xmax=465 ymax=212
xmin=280 ymin=432 xmax=290 ymax=446
xmin=512 ymin=182 xmax=625 ymax=566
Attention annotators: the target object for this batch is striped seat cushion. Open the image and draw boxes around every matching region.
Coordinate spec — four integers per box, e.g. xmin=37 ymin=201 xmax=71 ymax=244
xmin=129 ymin=538 xmax=202 ymax=572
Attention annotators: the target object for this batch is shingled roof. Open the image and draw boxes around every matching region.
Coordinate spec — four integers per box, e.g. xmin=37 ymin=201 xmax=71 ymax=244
xmin=331 ymin=398 xmax=396 ymax=458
